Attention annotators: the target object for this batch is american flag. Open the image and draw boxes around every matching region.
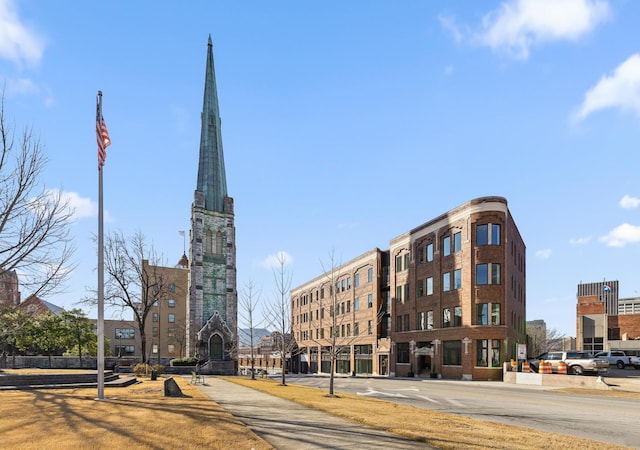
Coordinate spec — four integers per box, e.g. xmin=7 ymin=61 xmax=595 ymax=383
xmin=96 ymin=100 xmax=111 ymax=170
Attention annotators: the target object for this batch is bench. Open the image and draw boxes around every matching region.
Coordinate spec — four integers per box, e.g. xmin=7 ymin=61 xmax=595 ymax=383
xmin=190 ymin=371 xmax=203 ymax=384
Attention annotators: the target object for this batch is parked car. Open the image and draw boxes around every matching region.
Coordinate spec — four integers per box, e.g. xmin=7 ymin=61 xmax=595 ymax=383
xmin=594 ymin=351 xmax=640 ymax=369
xmin=528 ymin=351 xmax=609 ymax=375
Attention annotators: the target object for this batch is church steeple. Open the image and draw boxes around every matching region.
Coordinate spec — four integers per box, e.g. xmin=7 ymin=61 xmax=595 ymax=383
xmin=196 ymin=35 xmax=228 ymax=212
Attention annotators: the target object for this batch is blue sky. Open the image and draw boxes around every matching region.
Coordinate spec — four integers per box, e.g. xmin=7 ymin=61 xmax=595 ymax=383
xmin=1 ymin=0 xmax=639 ymax=337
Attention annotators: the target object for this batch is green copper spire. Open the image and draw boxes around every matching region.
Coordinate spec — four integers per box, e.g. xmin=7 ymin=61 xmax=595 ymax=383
xmin=196 ymin=35 xmax=228 ymax=212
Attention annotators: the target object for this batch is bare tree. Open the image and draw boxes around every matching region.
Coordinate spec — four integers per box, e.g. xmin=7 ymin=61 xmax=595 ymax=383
xmin=264 ymin=252 xmax=295 ymax=386
xmin=84 ymin=230 xmax=174 ymax=363
xmin=239 ymin=280 xmax=263 ymax=380
xmin=0 ymin=92 xmax=75 ymax=298
xmin=545 ymin=328 xmax=566 ymax=352
xmin=527 ymin=325 xmax=566 ymax=356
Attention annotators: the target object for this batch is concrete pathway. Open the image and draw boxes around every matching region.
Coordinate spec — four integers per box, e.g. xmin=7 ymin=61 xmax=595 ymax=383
xmin=193 ymin=377 xmax=435 ymax=450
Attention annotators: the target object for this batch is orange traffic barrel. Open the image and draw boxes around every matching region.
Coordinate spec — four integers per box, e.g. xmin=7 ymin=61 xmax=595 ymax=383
xmin=522 ymin=360 xmax=530 ymax=372
xmin=557 ymin=361 xmax=568 ymax=375
xmin=539 ymin=360 xmax=552 ymax=374
xmin=510 ymin=359 xmax=517 ymax=371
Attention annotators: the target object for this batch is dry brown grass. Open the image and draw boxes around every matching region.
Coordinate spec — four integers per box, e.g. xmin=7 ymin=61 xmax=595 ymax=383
xmin=223 ymin=376 xmax=634 ymax=450
xmin=0 ymin=375 xmax=272 ymax=450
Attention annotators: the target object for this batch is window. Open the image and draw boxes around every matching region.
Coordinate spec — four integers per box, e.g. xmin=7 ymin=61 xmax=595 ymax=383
xmin=443 ymin=236 xmax=451 ymax=257
xmin=477 ymin=303 xmax=488 ymax=325
xmin=152 ymin=326 xmax=158 ymax=337
xmin=354 ymin=273 xmax=359 ymax=287
xmin=418 ymin=247 xmax=424 ymax=264
xmin=368 ymin=294 xmax=373 ymax=308
xmin=477 ymin=223 xmax=501 ymax=246
xmin=477 ymin=303 xmax=501 ymax=325
xmin=354 ymin=298 xmax=359 ymax=311
xmin=454 ymin=306 xmax=462 ymax=327
xmin=453 ymin=232 xmax=461 ymax=253
xmin=354 ymin=323 xmax=359 ymax=336
xmin=368 ymin=268 xmax=373 ymax=282
xmin=396 ymin=316 xmax=403 ymax=332
xmin=443 ymin=308 xmax=451 ymax=328
xmin=152 ymin=300 xmax=158 ymax=307
xmin=346 ymin=324 xmax=351 ymax=337
xmin=477 ymin=340 xmax=501 ymax=367
xmin=443 ymin=272 xmax=451 ymax=292
xmin=346 ymin=301 xmax=351 ymax=313
xmin=443 ymin=340 xmax=462 ymax=365
xmin=152 ymin=344 xmax=158 ymax=354
xmin=367 ymin=320 xmax=373 ymax=335
xmin=168 ymin=344 xmax=176 ymax=355
xmin=396 ymin=343 xmax=410 ymax=364
xmin=426 ymin=277 xmax=433 ymax=295
xmin=476 ymin=263 xmax=501 ymax=285
xmin=426 ymin=243 xmax=433 ymax=262
xmin=417 ymin=312 xmax=426 ymax=330
xmin=427 ymin=310 xmax=434 ymax=329
xmin=152 ymin=313 xmax=158 ymax=322
xmin=491 ymin=303 xmax=501 ymax=325
xmin=168 ymin=283 xmax=176 ymax=293
xmin=396 ymin=286 xmax=402 ymax=302
xmin=168 ymin=299 xmax=176 ymax=308
xmin=454 ymin=269 xmax=462 ymax=289
xmin=347 ymin=277 xmax=351 ymax=289
xmin=491 ymin=263 xmax=501 ymax=285
xmin=168 ymin=313 xmax=175 ymax=323
xmin=404 ymin=253 xmax=409 ymax=271
xmin=417 ymin=279 xmax=424 ymax=297
xmin=404 ymin=314 xmax=410 ymax=331
xmin=115 ymin=328 xmax=135 ymax=339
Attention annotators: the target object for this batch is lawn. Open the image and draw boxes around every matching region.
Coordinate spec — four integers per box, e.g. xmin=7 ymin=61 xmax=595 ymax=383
xmin=0 ymin=374 xmax=272 ymax=450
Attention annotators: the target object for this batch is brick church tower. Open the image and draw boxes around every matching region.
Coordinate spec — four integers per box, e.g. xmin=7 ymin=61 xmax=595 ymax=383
xmin=186 ymin=36 xmax=237 ymax=375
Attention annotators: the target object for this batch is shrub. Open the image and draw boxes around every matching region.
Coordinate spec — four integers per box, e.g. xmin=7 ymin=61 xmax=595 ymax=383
xmin=170 ymin=357 xmax=199 ymax=367
xmin=134 ymin=363 xmax=165 ymax=377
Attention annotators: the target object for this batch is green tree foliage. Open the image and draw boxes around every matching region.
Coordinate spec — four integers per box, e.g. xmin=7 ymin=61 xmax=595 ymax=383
xmin=60 ymin=309 xmax=96 ymax=367
xmin=28 ymin=313 xmax=67 ymax=367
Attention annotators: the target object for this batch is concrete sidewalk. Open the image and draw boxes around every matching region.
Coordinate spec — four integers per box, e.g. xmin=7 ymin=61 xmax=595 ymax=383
xmin=193 ymin=376 xmax=435 ymax=450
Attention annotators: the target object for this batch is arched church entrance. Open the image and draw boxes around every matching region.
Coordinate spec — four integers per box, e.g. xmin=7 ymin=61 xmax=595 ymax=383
xmin=209 ymin=334 xmax=223 ymax=360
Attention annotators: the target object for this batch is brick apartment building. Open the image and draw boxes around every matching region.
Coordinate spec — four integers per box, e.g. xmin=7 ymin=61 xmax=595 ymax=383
xmin=576 ymin=280 xmax=640 ymax=355
xmin=291 ymin=196 xmax=527 ymax=380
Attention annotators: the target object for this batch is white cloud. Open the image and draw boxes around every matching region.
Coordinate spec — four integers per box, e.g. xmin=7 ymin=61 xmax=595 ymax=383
xmin=471 ymin=0 xmax=610 ymax=60
xmin=0 ymin=0 xmax=45 ymax=67
xmin=49 ymin=189 xmax=113 ymax=222
xmin=260 ymin=251 xmax=293 ymax=269
xmin=620 ymin=195 xmax=640 ymax=209
xmin=535 ymin=248 xmax=552 ymax=259
xmin=5 ymin=77 xmax=39 ymax=95
xmin=569 ymin=236 xmax=592 ymax=245
xmin=573 ymin=53 xmax=640 ymax=121
xmin=599 ymin=223 xmax=640 ymax=247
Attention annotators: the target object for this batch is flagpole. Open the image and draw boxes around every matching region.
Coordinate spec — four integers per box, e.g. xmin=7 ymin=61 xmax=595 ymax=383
xmin=97 ymin=91 xmax=105 ymax=400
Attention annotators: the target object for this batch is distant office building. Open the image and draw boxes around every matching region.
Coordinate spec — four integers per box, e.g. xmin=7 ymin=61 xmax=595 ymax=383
xmin=526 ymin=320 xmax=547 ymax=357
xmin=142 ymin=257 xmax=189 ymax=362
xmin=576 ymin=280 xmax=640 ymax=353
xmin=291 ymin=196 xmax=526 ymax=380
